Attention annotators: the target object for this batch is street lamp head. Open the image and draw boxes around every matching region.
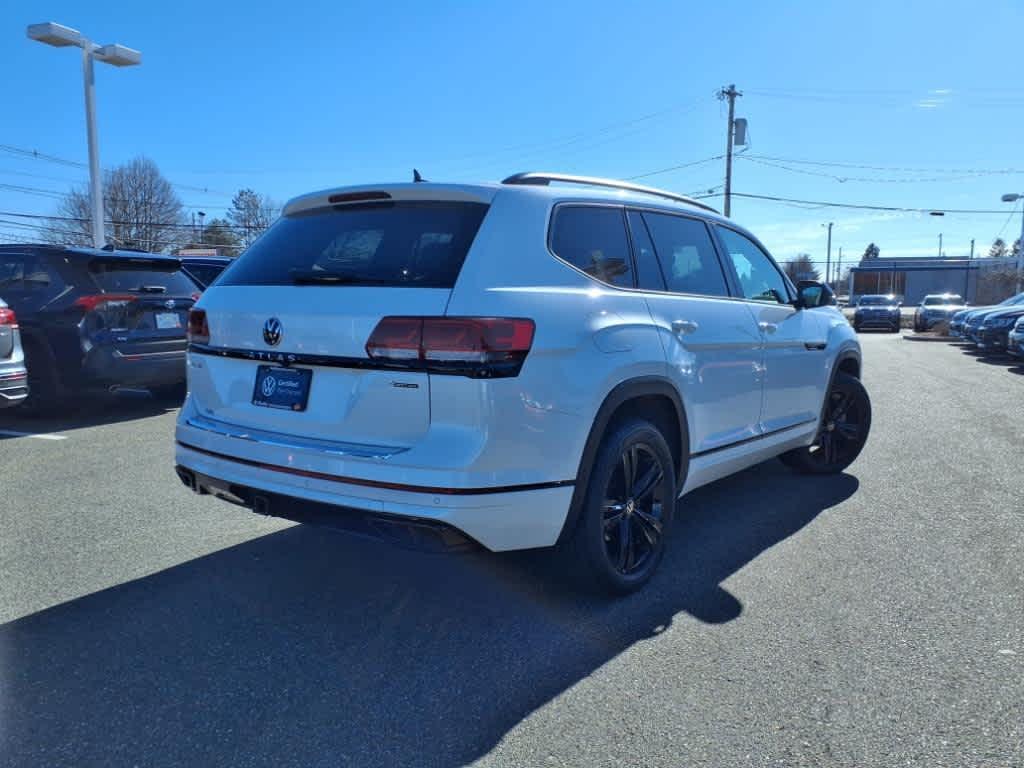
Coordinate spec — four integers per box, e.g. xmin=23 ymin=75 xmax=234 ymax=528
xmin=1001 ymin=193 xmax=1021 ymax=203
xmin=27 ymin=22 xmax=82 ymax=47
xmin=94 ymin=44 xmax=141 ymax=67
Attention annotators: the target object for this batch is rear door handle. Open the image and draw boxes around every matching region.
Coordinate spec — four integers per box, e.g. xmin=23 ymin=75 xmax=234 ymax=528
xmin=758 ymin=322 xmax=778 ymax=334
xmin=672 ymin=320 xmax=699 ymax=336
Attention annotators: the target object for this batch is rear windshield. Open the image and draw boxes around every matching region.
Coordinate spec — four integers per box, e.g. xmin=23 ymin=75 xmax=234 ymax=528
xmin=89 ymin=259 xmax=198 ymax=295
xmin=859 ymin=296 xmax=892 ymax=306
xmin=219 ymin=201 xmax=490 ymax=288
xmin=924 ymin=296 xmax=961 ymax=306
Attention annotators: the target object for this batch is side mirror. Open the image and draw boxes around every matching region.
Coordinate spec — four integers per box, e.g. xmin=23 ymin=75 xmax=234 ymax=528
xmin=796 ymin=280 xmax=834 ymax=309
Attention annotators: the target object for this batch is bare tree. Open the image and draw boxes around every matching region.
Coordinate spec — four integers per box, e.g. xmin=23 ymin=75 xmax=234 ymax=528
xmin=46 ymin=156 xmax=186 ymax=252
xmin=990 ymin=238 xmax=1008 ymax=258
xmin=782 ymin=253 xmax=820 ymax=283
xmin=228 ymin=189 xmax=279 ymax=248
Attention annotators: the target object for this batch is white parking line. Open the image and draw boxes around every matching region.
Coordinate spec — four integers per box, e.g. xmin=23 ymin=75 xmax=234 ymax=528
xmin=0 ymin=430 xmax=67 ymax=441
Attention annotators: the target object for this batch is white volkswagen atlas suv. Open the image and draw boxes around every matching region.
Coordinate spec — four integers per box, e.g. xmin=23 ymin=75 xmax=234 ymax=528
xmin=175 ymin=173 xmax=869 ymax=593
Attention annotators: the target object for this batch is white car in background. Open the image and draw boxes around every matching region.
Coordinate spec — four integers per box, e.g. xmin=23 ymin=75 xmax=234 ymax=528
xmin=175 ymin=173 xmax=870 ymax=594
xmin=0 ymin=297 xmax=29 ymax=407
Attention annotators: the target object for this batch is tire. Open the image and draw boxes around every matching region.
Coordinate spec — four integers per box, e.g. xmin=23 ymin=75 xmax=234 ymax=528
xmin=564 ymin=418 xmax=677 ymax=595
xmin=852 ymin=323 xmax=860 ymax=333
xmin=19 ymin=336 xmax=64 ymax=415
xmin=779 ymin=372 xmax=871 ymax=475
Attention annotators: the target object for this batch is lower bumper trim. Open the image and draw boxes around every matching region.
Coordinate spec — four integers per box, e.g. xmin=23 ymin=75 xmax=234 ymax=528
xmin=175 ymin=465 xmax=479 ymax=552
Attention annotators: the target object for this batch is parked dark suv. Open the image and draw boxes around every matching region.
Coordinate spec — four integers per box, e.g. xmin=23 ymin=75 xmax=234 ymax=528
xmin=0 ymin=244 xmax=199 ymax=409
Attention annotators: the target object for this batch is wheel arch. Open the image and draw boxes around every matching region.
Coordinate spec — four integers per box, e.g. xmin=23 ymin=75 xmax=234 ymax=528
xmin=556 ymin=376 xmax=689 ymax=545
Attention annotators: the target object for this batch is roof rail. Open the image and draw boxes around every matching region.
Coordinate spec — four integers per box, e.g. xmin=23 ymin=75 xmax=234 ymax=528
xmin=501 ymin=172 xmax=719 ymax=214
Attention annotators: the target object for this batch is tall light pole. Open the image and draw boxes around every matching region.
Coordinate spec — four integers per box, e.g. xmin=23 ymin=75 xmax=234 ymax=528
xmin=27 ymin=22 xmax=141 ymax=249
xmin=1000 ymin=193 xmax=1024 ymax=293
xmin=938 ymin=233 xmax=943 ymax=258
xmin=822 ymin=222 xmax=833 ymax=287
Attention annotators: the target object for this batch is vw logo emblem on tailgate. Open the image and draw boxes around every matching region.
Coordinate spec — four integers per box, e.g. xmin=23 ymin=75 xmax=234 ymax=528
xmin=263 ymin=317 xmax=283 ymax=346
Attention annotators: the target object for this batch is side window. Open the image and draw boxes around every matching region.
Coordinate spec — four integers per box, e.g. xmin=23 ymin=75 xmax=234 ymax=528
xmin=715 ymin=227 xmax=790 ymax=304
xmin=550 ymin=206 xmax=633 ymax=288
xmin=640 ymin=212 xmax=729 ymax=297
xmin=626 ymin=211 xmax=666 ymax=291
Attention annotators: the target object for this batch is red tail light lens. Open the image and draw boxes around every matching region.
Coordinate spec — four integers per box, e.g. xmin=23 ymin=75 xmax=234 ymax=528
xmin=74 ymin=294 xmax=137 ymax=312
xmin=0 ymin=307 xmax=16 ymax=327
xmin=188 ymin=308 xmax=210 ymax=344
xmin=366 ymin=317 xmax=535 ymax=377
xmin=365 ymin=317 xmax=423 ymax=360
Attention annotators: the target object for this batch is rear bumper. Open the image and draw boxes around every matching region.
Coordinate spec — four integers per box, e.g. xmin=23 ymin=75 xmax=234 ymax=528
xmin=0 ymin=366 xmax=28 ymax=407
xmin=174 ymin=440 xmax=574 ymax=552
xmin=82 ymin=344 xmax=186 ymax=387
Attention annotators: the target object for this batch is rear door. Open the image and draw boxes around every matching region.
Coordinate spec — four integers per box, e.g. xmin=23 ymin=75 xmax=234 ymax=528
xmin=713 ymin=225 xmax=829 ymax=434
xmin=626 ymin=209 xmax=764 ymax=455
xmin=188 ymin=196 xmax=490 ymax=448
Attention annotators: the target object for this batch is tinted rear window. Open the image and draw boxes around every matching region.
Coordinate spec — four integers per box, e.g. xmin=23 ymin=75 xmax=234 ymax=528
xmin=858 ymin=296 xmax=892 ymax=306
xmin=219 ymin=201 xmax=489 ymax=288
xmin=550 ymin=206 xmax=633 ymax=288
xmin=924 ymin=296 xmax=961 ymax=306
xmin=89 ymin=260 xmax=197 ymax=295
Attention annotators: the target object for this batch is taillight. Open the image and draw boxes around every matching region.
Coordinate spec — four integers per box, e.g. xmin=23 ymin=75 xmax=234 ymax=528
xmin=188 ymin=308 xmax=210 ymax=344
xmin=74 ymin=294 xmax=137 ymax=312
xmin=366 ymin=317 xmax=534 ymax=378
xmin=0 ymin=307 xmax=16 ymax=327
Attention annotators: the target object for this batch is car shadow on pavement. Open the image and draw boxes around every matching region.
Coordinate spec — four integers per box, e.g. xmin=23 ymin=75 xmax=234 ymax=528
xmin=0 ymin=391 xmax=180 ymax=438
xmin=0 ymin=461 xmax=857 ymax=767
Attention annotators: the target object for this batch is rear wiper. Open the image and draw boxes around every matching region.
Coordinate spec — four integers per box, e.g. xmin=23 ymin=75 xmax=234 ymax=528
xmin=290 ymin=270 xmax=372 ymax=285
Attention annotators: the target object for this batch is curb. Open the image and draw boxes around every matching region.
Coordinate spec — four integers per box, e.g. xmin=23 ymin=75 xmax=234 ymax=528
xmin=902 ymin=334 xmax=954 ymax=342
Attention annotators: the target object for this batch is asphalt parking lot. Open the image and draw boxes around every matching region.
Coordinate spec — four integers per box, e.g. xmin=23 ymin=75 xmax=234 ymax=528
xmin=1 ymin=335 xmax=1021 ymax=768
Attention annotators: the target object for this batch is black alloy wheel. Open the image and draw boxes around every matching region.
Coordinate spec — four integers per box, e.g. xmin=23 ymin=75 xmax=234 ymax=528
xmin=601 ymin=443 xmax=667 ymax=578
xmin=566 ymin=418 xmax=677 ymax=595
xmin=780 ymin=372 xmax=871 ymax=475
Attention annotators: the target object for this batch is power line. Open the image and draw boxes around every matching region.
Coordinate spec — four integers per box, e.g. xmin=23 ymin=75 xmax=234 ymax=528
xmin=0 ymin=209 xmax=252 ymax=231
xmin=625 ymin=155 xmax=723 ymax=181
xmin=736 ymin=155 xmax=1018 ymax=184
xmin=742 ymin=153 xmax=1024 ymax=176
xmin=0 ymin=142 xmax=234 ymax=198
xmin=704 ymin=191 xmax=1013 ymax=215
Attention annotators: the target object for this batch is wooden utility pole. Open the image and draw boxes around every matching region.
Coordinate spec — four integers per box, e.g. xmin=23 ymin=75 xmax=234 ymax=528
xmin=718 ymin=84 xmax=741 ymax=217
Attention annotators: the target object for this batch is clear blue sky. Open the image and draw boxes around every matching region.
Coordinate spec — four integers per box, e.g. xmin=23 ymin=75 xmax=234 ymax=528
xmin=3 ymin=0 xmax=1024 ymax=268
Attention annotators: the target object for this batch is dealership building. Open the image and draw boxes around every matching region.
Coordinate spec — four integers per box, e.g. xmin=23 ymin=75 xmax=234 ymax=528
xmin=847 ymin=256 xmax=1021 ymax=304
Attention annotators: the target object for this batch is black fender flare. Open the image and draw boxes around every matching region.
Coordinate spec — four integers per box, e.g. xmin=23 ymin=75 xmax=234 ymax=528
xmin=556 ymin=376 xmax=690 ymax=545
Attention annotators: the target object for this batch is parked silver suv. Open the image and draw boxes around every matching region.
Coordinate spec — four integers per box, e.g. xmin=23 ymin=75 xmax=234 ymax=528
xmin=0 ymin=297 xmax=29 ymax=407
xmin=176 ymin=173 xmax=871 ymax=593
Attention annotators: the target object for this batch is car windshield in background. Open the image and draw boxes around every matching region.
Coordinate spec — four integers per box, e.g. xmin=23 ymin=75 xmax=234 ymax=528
xmin=924 ymin=296 xmax=962 ymax=306
xmin=219 ymin=201 xmax=489 ymax=288
xmin=859 ymin=296 xmax=893 ymax=306
xmin=89 ymin=260 xmax=197 ymax=295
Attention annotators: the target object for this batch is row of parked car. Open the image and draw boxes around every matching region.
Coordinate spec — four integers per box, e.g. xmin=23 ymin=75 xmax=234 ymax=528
xmin=0 ymin=245 xmax=231 ymax=411
xmin=848 ymin=289 xmax=1024 ymax=361
xmin=949 ymin=291 xmax=1024 ymax=358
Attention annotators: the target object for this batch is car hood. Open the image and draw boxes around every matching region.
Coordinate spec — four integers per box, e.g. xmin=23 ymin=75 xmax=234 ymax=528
xmin=856 ymin=305 xmax=899 ymax=311
xmin=981 ymin=306 xmax=1024 ymax=322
